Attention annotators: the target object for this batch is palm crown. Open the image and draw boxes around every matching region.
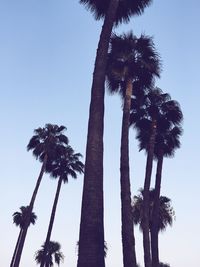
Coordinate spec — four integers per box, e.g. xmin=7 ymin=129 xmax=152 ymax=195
xmin=80 ymin=0 xmax=153 ymax=25
xmin=13 ymin=206 xmax=37 ymax=228
xmin=154 ymin=125 xmax=182 ymax=158
xmin=130 ymin=88 xmax=183 ymax=154
xmin=45 ymin=146 xmax=84 ymax=183
xmin=35 ymin=241 xmax=64 ymax=267
xmin=106 ymin=32 xmax=161 ymax=98
xmin=132 ymin=189 xmax=175 ymax=232
xmin=27 ymin=124 xmax=69 ymax=163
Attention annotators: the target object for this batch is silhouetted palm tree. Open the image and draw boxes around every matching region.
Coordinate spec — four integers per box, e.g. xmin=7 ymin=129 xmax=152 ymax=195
xmin=40 ymin=146 xmax=84 ymax=267
xmin=130 ymin=88 xmax=180 ymax=266
xmin=35 ymin=241 xmax=64 ymax=267
xmin=130 ymin=88 xmax=182 ymax=267
xmin=132 ymin=189 xmax=174 ymax=267
xmin=78 ymin=1 xmax=153 ymax=266
xmin=13 ymin=124 xmax=68 ymax=267
xmin=10 ymin=206 xmax=37 ymax=267
xmin=151 ymin=125 xmax=182 ymax=267
xmin=106 ymin=32 xmax=160 ymax=267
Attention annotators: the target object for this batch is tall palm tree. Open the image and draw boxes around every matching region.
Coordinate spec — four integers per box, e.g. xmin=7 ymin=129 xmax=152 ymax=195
xmin=13 ymin=124 xmax=69 ymax=267
xmin=130 ymin=88 xmax=177 ymax=267
xmin=10 ymin=206 xmax=37 ymax=267
xmin=78 ymin=1 xmax=153 ymax=266
xmin=35 ymin=241 xmax=64 ymax=267
xmin=151 ymin=125 xmax=182 ymax=267
xmin=130 ymin=89 xmax=182 ymax=267
xmin=106 ymin=32 xmax=160 ymax=267
xmin=40 ymin=146 xmax=84 ymax=267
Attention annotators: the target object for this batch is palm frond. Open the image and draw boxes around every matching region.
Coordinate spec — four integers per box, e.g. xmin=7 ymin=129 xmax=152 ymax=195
xmin=132 ymin=189 xmax=175 ymax=232
xmin=12 ymin=206 xmax=37 ymax=228
xmin=35 ymin=241 xmax=64 ymax=266
xmin=80 ymin=0 xmax=153 ymax=25
xmin=46 ymin=145 xmax=84 ymax=183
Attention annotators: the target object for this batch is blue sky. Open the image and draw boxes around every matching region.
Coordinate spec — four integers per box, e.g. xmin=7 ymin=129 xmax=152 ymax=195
xmin=0 ymin=1 xmax=199 ymax=266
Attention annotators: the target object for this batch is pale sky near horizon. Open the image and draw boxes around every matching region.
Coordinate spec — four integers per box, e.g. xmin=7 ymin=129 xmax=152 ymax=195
xmin=0 ymin=1 xmax=199 ymax=267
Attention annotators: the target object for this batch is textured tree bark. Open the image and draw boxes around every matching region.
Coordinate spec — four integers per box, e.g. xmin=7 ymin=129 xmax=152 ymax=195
xmin=151 ymin=151 xmax=163 ymax=267
xmin=142 ymin=120 xmax=157 ymax=267
xmin=77 ymin=1 xmax=119 ymax=266
xmin=120 ymin=79 xmax=137 ymax=267
xmin=10 ymin=228 xmax=23 ymax=267
xmin=13 ymin=155 xmax=47 ymax=267
xmin=40 ymin=176 xmax=63 ymax=267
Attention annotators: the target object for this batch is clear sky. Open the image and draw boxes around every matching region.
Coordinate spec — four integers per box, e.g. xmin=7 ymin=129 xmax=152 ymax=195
xmin=0 ymin=1 xmax=199 ymax=266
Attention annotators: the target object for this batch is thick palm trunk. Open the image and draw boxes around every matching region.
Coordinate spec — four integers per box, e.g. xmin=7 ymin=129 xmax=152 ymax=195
xmin=10 ymin=228 xmax=23 ymax=267
xmin=142 ymin=120 xmax=157 ymax=267
xmin=120 ymin=79 xmax=137 ymax=267
xmin=13 ymin=155 xmax=47 ymax=267
xmin=40 ymin=176 xmax=63 ymax=267
xmin=77 ymin=1 xmax=119 ymax=267
xmin=151 ymin=151 xmax=163 ymax=267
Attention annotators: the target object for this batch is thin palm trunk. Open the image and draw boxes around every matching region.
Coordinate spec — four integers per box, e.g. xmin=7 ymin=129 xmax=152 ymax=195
xmin=77 ymin=1 xmax=119 ymax=266
xmin=142 ymin=120 xmax=157 ymax=267
xmin=151 ymin=151 xmax=164 ymax=267
xmin=120 ymin=79 xmax=137 ymax=267
xmin=10 ymin=228 xmax=23 ymax=267
xmin=40 ymin=176 xmax=63 ymax=267
xmin=13 ymin=155 xmax=47 ymax=267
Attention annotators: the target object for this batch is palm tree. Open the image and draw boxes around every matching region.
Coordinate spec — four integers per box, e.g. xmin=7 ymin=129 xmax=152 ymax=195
xmin=130 ymin=88 xmax=178 ymax=267
xmin=40 ymin=146 xmax=84 ymax=267
xmin=132 ymin=189 xmax=175 ymax=267
xmin=13 ymin=124 xmax=69 ymax=267
xmin=130 ymin=88 xmax=182 ymax=267
xmin=151 ymin=125 xmax=182 ymax=267
xmin=106 ymin=32 xmax=160 ymax=267
xmin=78 ymin=1 xmax=153 ymax=266
xmin=35 ymin=241 xmax=64 ymax=267
xmin=10 ymin=206 xmax=37 ymax=267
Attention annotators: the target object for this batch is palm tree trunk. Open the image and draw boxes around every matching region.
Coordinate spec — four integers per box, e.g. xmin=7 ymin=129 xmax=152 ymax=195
xmin=10 ymin=228 xmax=23 ymax=267
xmin=13 ymin=155 xmax=47 ymax=267
xmin=40 ymin=176 xmax=63 ymax=267
xmin=151 ymin=151 xmax=164 ymax=267
xmin=77 ymin=1 xmax=119 ymax=267
xmin=120 ymin=79 xmax=137 ymax=267
xmin=142 ymin=119 xmax=157 ymax=267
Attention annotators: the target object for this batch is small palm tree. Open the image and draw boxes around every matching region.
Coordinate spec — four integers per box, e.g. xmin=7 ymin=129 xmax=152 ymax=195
xmin=132 ymin=188 xmax=174 ymax=267
xmin=35 ymin=241 xmax=64 ymax=267
xmin=13 ymin=124 xmax=68 ymax=267
xmin=40 ymin=146 xmax=84 ymax=267
xmin=78 ymin=1 xmax=153 ymax=266
xmin=132 ymin=189 xmax=175 ymax=232
xmin=106 ymin=32 xmax=160 ymax=267
xmin=10 ymin=206 xmax=37 ymax=267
